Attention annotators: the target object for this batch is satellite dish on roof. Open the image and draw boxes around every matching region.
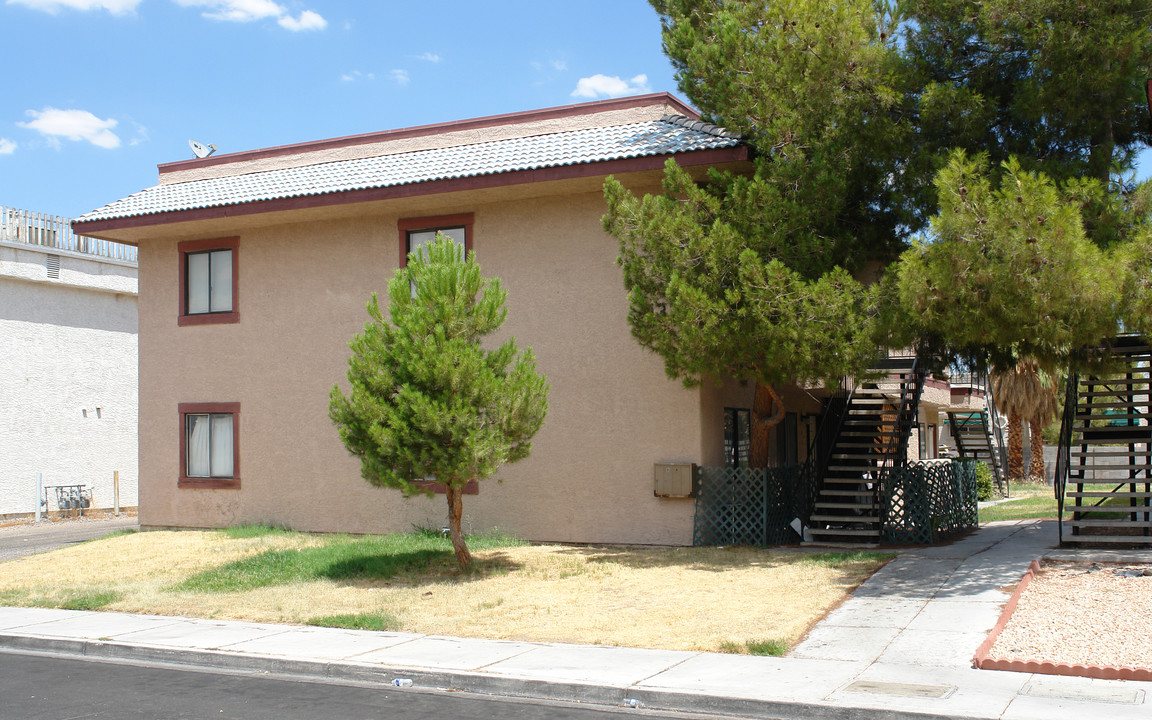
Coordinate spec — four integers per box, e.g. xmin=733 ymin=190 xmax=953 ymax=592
xmin=189 ymin=139 xmax=217 ymax=159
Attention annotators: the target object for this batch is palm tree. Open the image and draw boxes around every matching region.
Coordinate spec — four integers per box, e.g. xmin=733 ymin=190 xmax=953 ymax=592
xmin=991 ymin=359 xmax=1059 ymax=482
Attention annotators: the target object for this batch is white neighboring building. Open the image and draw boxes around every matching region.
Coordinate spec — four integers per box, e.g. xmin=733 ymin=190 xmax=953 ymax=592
xmin=1 ymin=207 xmax=138 ymax=519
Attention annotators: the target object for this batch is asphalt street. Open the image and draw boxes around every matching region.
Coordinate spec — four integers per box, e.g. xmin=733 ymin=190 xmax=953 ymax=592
xmin=0 ymin=651 xmax=727 ymax=720
xmin=0 ymin=516 xmax=139 ymax=562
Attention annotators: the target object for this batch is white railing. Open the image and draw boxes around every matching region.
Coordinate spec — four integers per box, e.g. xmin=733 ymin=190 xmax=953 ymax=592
xmin=0 ymin=205 xmax=137 ymax=263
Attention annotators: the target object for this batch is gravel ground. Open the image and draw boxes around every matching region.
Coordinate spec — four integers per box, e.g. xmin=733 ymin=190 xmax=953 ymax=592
xmin=989 ymin=561 xmax=1152 ymax=669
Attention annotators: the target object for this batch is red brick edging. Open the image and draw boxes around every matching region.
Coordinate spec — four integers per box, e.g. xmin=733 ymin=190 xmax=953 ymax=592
xmin=972 ymin=558 xmax=1152 ymax=681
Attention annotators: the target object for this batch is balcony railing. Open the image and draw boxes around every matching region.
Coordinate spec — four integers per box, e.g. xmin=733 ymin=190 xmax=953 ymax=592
xmin=1 ymin=206 xmax=137 ymax=263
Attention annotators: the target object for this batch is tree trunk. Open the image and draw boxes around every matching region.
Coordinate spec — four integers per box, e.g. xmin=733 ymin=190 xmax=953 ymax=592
xmin=1007 ymin=411 xmax=1024 ymax=481
xmin=1028 ymin=418 xmax=1046 ymax=482
xmin=444 ymin=484 xmax=472 ymax=570
xmin=750 ymin=383 xmax=785 ymax=468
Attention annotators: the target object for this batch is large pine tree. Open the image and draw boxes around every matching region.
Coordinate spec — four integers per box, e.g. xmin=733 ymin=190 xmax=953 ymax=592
xmin=603 ymin=1 xmax=1152 ymax=464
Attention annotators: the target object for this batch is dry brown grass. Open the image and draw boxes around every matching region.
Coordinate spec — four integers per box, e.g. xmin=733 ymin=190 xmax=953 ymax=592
xmin=0 ymin=530 xmax=890 ymax=653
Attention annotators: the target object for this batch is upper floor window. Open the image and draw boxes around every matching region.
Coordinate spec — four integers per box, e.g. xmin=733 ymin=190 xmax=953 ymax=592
xmin=398 ymin=213 xmax=473 ymax=268
xmin=178 ymin=237 xmax=239 ymax=326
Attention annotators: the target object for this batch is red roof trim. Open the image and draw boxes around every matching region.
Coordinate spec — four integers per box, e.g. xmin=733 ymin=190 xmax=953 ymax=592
xmin=73 ymin=145 xmax=749 ymax=236
xmin=158 ymin=93 xmax=699 ymax=175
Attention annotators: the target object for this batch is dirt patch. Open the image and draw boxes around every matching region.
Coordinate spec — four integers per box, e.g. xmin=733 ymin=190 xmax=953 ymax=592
xmin=0 ymin=531 xmax=890 ymax=653
xmin=987 ymin=561 xmax=1152 ymax=670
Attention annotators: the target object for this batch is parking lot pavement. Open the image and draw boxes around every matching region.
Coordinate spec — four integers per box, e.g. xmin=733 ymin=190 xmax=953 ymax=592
xmin=0 ymin=516 xmax=138 ymax=562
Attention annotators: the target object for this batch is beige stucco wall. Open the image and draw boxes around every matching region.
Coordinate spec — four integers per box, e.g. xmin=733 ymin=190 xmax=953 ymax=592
xmin=137 ymin=179 xmax=713 ymax=544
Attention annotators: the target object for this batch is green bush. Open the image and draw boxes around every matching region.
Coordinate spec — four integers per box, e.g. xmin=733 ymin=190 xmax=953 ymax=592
xmin=974 ymin=462 xmax=995 ymax=501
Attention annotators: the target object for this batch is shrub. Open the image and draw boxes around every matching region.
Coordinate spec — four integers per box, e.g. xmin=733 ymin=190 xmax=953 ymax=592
xmin=974 ymin=462 xmax=995 ymax=501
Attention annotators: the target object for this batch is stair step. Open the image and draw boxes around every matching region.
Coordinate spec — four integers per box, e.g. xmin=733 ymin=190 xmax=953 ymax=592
xmin=1067 ymin=505 xmax=1152 ymax=515
xmin=1061 ymin=535 xmax=1152 ymax=544
xmin=1077 ymin=401 xmax=1152 ymax=409
xmin=821 ymin=489 xmax=878 ymax=497
xmin=1079 ymin=389 xmax=1152 ymax=397
xmin=1068 ymin=461 xmax=1152 ymax=468
xmin=1075 ymin=413 xmax=1149 ymax=421
xmin=807 ymin=528 xmax=881 ymax=537
xmin=1066 ymin=519 xmax=1152 ymax=527
xmin=814 ymin=502 xmax=877 ymax=511
xmin=1081 ymin=374 xmax=1152 ymax=383
xmin=1071 ymin=450 xmax=1152 ymax=457
xmin=811 ymin=515 xmax=880 ymax=524
xmin=1067 ymin=491 xmax=1152 ymax=498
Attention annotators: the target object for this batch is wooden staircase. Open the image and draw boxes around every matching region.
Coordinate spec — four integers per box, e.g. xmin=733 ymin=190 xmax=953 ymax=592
xmin=1056 ymin=337 xmax=1152 ymax=546
xmin=808 ymin=356 xmax=925 ymax=544
xmin=947 ymin=409 xmax=1007 ymax=494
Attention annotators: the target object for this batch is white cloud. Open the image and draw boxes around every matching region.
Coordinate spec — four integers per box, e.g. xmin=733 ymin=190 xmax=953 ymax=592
xmin=0 ymin=138 xmax=16 ymax=155
xmin=551 ymin=60 xmax=568 ymax=72
xmin=17 ymin=108 xmax=121 ymax=149
xmin=174 ymin=0 xmax=279 ymax=21
xmin=413 ymin=52 xmax=440 ymax=63
xmin=174 ymin=1 xmax=326 ymax=30
xmin=6 ymin=0 xmax=140 ymax=13
xmin=341 ymin=70 xmax=375 ymax=83
xmin=390 ymin=69 xmax=410 ymax=86
xmin=571 ymin=73 xmax=650 ymax=99
xmin=278 ymin=9 xmax=325 ymax=31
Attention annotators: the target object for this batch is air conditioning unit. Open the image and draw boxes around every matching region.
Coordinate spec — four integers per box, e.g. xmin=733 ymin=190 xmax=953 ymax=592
xmin=653 ymin=463 xmax=696 ymax=498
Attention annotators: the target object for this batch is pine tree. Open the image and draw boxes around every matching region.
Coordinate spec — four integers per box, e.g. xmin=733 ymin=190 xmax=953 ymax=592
xmin=329 ymin=235 xmax=548 ymax=569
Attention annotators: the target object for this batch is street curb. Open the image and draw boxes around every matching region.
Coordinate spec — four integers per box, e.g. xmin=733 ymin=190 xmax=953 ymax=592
xmin=0 ymin=633 xmax=982 ymax=720
xmin=973 ymin=558 xmax=1152 ymax=682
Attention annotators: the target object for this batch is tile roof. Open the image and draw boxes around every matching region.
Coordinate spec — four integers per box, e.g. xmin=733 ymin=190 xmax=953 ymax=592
xmin=77 ymin=115 xmax=741 ymax=223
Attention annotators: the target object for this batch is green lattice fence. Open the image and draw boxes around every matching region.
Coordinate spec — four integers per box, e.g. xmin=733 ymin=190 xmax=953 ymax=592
xmin=882 ymin=460 xmax=979 ymax=544
xmin=692 ymin=466 xmax=805 ymax=546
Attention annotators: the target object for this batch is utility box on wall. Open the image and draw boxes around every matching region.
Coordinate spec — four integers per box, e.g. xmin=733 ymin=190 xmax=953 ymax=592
xmin=654 ymin=463 xmax=696 ymax=498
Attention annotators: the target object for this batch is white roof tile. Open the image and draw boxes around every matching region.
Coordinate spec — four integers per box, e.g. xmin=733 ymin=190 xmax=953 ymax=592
xmin=77 ymin=115 xmax=741 ymax=223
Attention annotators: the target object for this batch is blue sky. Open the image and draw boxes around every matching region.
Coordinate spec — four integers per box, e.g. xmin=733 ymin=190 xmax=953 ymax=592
xmin=0 ymin=0 xmax=679 ymax=218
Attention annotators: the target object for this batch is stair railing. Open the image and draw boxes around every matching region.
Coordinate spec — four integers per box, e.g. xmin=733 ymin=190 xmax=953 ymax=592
xmin=797 ymin=376 xmax=854 ymax=526
xmin=1053 ymin=372 xmax=1078 ymax=545
xmin=984 ymin=375 xmax=1009 ymax=493
xmin=874 ymin=356 xmax=925 ymax=532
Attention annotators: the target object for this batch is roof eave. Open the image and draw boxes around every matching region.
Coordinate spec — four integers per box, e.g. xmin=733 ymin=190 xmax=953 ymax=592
xmin=71 ymin=145 xmax=750 ymax=240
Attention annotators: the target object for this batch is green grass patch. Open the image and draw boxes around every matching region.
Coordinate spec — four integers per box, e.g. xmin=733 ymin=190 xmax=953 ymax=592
xmin=719 ymin=638 xmax=790 ymax=656
xmin=59 ymin=590 xmax=122 ymax=611
xmin=746 ymin=638 xmax=790 ymax=656
xmin=175 ymin=530 xmax=526 ymax=593
xmin=307 ymin=612 xmax=401 ymax=632
xmin=0 ymin=587 xmax=122 ymax=611
xmin=979 ymin=484 xmax=1057 ymax=523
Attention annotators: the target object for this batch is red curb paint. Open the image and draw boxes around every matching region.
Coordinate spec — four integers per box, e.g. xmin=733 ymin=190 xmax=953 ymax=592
xmin=972 ymin=558 xmax=1152 ymax=682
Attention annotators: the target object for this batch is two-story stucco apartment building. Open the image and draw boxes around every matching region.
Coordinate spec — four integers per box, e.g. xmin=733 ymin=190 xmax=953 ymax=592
xmin=73 ymin=93 xmax=793 ymax=544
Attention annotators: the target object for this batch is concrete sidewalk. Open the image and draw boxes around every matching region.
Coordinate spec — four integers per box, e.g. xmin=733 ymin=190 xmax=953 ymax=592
xmin=1 ymin=520 xmax=1148 ymax=719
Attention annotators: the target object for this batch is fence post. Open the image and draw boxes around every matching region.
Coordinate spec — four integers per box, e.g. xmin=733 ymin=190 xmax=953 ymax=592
xmin=35 ymin=473 xmax=42 ymax=522
xmin=114 ymin=470 xmax=120 ymax=515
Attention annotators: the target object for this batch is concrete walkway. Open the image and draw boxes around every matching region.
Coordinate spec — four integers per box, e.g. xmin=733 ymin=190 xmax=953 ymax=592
xmin=1 ymin=520 xmax=1148 ymax=719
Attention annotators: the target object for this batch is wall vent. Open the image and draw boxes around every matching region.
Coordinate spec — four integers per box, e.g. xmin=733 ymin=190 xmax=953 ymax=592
xmin=46 ymin=254 xmax=60 ymax=279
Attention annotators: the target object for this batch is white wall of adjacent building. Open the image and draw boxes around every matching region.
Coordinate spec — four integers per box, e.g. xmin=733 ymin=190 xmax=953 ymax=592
xmin=0 ymin=239 xmax=138 ymax=518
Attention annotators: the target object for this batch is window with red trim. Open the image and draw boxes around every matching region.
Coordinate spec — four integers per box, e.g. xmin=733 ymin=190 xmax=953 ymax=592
xmin=178 ymin=237 xmax=239 ymax=326
xmin=179 ymin=402 xmax=240 ymax=489
xmin=397 ymin=213 xmax=473 ymax=268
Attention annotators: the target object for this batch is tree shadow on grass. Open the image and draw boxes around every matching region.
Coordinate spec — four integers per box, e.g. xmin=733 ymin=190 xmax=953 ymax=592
xmin=322 ymin=549 xmax=524 ymax=587
xmin=175 ymin=541 xmax=525 ymax=593
xmin=551 ymin=545 xmax=892 ymax=574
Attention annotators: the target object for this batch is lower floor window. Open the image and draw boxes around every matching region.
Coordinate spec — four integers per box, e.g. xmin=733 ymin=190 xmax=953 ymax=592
xmin=187 ymin=413 xmax=233 ymax=477
xmin=179 ymin=402 xmax=240 ymax=488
